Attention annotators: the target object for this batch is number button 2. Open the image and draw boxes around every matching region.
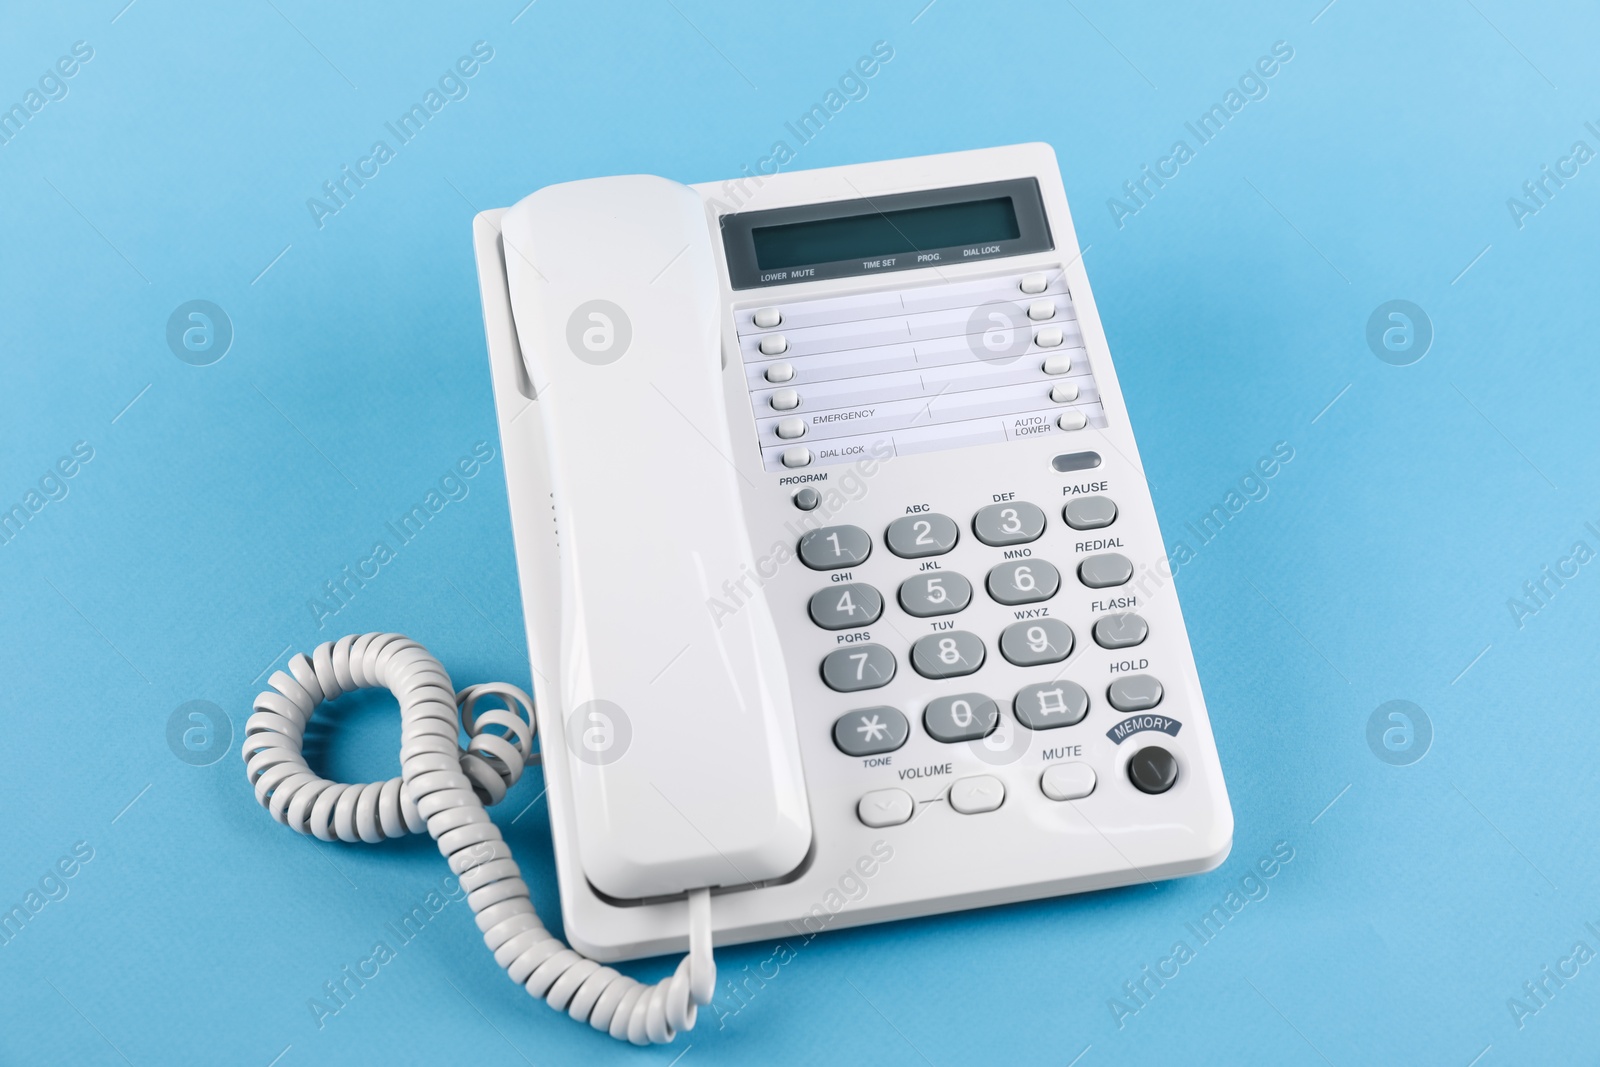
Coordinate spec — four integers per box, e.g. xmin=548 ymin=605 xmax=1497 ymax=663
xmin=885 ymin=514 xmax=958 ymax=558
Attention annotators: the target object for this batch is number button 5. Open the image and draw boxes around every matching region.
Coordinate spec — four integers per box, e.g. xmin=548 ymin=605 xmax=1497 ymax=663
xmin=898 ymin=571 xmax=973 ymax=618
xmin=885 ymin=514 xmax=958 ymax=558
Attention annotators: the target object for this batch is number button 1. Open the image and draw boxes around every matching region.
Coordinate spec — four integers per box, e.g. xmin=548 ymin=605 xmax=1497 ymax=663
xmin=885 ymin=514 xmax=959 ymax=558
xmin=898 ymin=571 xmax=973 ymax=618
xmin=809 ymin=584 xmax=883 ymax=630
xmin=798 ymin=525 xmax=872 ymax=570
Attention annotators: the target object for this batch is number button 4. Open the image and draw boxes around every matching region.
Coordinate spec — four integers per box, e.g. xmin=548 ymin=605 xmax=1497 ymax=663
xmin=808 ymin=583 xmax=883 ymax=630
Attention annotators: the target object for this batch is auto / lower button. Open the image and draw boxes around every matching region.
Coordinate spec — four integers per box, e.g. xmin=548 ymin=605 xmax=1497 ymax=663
xmin=949 ymin=775 xmax=1005 ymax=814
xmin=857 ymin=788 xmax=914 ymax=827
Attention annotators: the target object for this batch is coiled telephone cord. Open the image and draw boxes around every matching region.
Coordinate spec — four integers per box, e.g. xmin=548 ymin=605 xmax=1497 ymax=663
xmin=241 ymin=631 xmax=715 ymax=1044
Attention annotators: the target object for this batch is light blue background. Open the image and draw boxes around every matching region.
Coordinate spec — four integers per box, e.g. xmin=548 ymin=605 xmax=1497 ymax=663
xmin=2 ymin=1 xmax=1597 ymax=1063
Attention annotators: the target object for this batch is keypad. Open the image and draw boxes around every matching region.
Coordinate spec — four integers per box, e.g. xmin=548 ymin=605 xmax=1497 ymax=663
xmin=998 ymin=619 xmax=1073 ymax=666
xmin=972 ymin=502 xmax=1045 ymax=546
xmin=808 ymin=583 xmax=882 ymax=630
xmin=885 ymin=513 xmax=959 ymax=558
xmin=986 ymin=559 xmax=1060 ymax=606
xmin=1013 ymin=681 xmax=1089 ymax=729
xmin=821 ymin=644 xmax=896 ymax=692
xmin=1063 ymin=495 xmax=1117 ymax=530
xmin=833 ymin=707 xmax=909 ymax=756
xmin=1093 ymin=612 xmax=1147 ymax=649
xmin=923 ymin=693 xmax=999 ymax=743
xmin=910 ymin=631 xmax=986 ymax=679
xmin=1078 ymin=552 xmax=1133 ymax=589
xmin=1107 ymin=673 xmax=1163 ymax=712
xmin=798 ymin=525 xmax=872 ymax=570
xmin=898 ymin=572 xmax=972 ymax=617
xmin=813 ymin=494 xmax=1163 ymax=786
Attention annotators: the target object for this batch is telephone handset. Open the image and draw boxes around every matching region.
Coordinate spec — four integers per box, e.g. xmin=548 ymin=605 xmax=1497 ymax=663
xmin=245 ymin=144 xmax=1233 ymax=1047
xmin=498 ymin=175 xmax=812 ymax=901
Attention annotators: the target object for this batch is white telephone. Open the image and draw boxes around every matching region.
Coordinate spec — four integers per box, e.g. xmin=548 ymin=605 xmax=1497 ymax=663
xmin=243 ymin=143 xmax=1232 ymax=1046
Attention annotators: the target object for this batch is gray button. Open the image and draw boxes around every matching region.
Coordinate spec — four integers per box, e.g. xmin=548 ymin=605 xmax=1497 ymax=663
xmin=798 ymin=525 xmax=872 ymax=570
xmin=1064 ymin=495 xmax=1118 ymax=530
xmin=999 ymin=618 xmax=1074 ymax=666
xmin=809 ymin=583 xmax=883 ymax=630
xmin=821 ymin=644 xmax=896 ymax=692
xmin=986 ymin=559 xmax=1060 ymax=605
xmin=885 ymin=513 xmax=958 ymax=558
xmin=1107 ymin=674 xmax=1163 ymax=713
xmin=1013 ymin=681 xmax=1090 ymax=729
xmin=910 ymin=631 xmax=986 ymax=679
xmin=832 ymin=706 xmax=909 ymax=756
xmin=1078 ymin=552 xmax=1133 ymax=588
xmin=793 ymin=487 xmax=819 ymax=511
xmin=1093 ymin=613 xmax=1148 ymax=649
xmin=922 ymin=693 xmax=999 ymax=743
xmin=1051 ymin=451 xmax=1102 ymax=473
xmin=898 ymin=571 xmax=972 ymax=617
xmin=1128 ymin=746 xmax=1178 ymax=794
xmin=972 ymin=501 xmax=1046 ymax=546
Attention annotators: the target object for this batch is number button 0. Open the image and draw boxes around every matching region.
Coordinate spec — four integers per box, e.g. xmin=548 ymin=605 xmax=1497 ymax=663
xmin=923 ymin=693 xmax=1000 ymax=743
xmin=821 ymin=644 xmax=897 ymax=692
xmin=898 ymin=571 xmax=973 ymax=618
xmin=885 ymin=514 xmax=959 ymax=558
xmin=985 ymin=559 xmax=1060 ymax=606
xmin=808 ymin=583 xmax=883 ymax=630
xmin=972 ymin=501 xmax=1045 ymax=546
xmin=798 ymin=525 xmax=872 ymax=570
xmin=910 ymin=631 xmax=986 ymax=679
xmin=998 ymin=618 xmax=1074 ymax=666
